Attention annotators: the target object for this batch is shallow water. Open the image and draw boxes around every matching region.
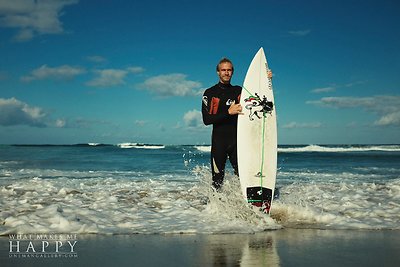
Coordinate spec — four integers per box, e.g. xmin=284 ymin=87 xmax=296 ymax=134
xmin=0 ymin=144 xmax=399 ymax=234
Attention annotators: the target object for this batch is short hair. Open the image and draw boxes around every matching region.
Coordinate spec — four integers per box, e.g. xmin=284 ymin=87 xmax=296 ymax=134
xmin=216 ymin=57 xmax=234 ymax=72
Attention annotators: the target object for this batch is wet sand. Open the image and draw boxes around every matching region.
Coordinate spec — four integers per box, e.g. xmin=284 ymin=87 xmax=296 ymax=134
xmin=2 ymin=229 xmax=400 ymax=267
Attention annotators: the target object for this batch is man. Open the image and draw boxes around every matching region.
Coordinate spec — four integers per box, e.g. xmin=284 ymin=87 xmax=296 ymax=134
xmin=201 ymin=58 xmax=242 ymax=190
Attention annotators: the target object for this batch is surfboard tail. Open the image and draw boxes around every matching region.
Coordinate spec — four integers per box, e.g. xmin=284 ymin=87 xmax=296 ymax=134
xmin=246 ymin=187 xmax=272 ymax=214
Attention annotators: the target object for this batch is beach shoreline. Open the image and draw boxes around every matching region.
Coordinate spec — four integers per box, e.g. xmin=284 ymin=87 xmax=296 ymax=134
xmin=2 ymin=228 xmax=399 ymax=267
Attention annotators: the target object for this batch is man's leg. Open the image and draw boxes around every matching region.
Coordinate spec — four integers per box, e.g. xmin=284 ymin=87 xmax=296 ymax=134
xmin=227 ymin=143 xmax=239 ymax=176
xmin=211 ymin=140 xmax=227 ymax=191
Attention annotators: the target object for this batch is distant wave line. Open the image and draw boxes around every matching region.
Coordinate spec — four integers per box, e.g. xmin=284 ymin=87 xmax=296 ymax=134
xmin=278 ymin=144 xmax=400 ymax=153
xmin=194 ymin=144 xmax=400 ymax=153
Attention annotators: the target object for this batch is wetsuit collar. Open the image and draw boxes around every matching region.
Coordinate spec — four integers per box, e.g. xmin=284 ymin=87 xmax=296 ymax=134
xmin=218 ymin=82 xmax=232 ymax=89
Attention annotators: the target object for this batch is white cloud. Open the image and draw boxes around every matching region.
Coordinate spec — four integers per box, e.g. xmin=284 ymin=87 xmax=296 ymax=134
xmin=86 ymin=69 xmax=129 ymax=87
xmin=375 ymin=111 xmax=400 ymax=126
xmin=0 ymin=0 xmax=79 ymax=41
xmin=139 ymin=73 xmax=203 ymax=97
xmin=0 ymin=97 xmax=47 ymax=127
xmin=86 ymin=55 xmax=107 ymax=63
xmin=55 ymin=118 xmax=66 ymax=128
xmin=282 ymin=121 xmax=322 ymax=129
xmin=307 ymin=95 xmax=400 ymax=127
xmin=21 ymin=64 xmax=86 ymax=82
xmin=127 ymin=66 xmax=145 ymax=74
xmin=183 ymin=109 xmax=204 ymax=128
xmin=310 ymin=86 xmax=336 ymax=94
xmin=311 ymin=80 xmax=368 ymax=94
xmin=345 ymin=80 xmax=368 ymax=88
xmin=0 ymin=97 xmax=117 ymax=129
xmin=288 ymin=29 xmax=311 ymax=37
xmin=56 ymin=117 xmax=114 ymax=129
xmin=14 ymin=28 xmax=34 ymax=41
xmin=86 ymin=67 xmax=144 ymax=88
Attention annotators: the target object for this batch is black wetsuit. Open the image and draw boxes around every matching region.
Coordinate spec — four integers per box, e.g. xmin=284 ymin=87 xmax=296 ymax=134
xmin=202 ymin=82 xmax=242 ymax=190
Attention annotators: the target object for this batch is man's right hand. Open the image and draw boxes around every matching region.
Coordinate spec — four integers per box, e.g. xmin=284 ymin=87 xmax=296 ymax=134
xmin=228 ymin=101 xmax=243 ymax=115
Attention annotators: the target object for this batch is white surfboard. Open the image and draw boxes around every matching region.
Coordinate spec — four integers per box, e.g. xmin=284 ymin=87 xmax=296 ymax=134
xmin=237 ymin=47 xmax=277 ymax=214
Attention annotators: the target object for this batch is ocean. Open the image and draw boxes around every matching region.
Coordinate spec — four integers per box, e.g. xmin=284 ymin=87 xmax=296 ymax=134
xmin=1 ymin=144 xmax=399 ymax=235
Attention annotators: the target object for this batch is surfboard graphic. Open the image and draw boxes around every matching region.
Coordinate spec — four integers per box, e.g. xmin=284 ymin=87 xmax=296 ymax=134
xmin=237 ymin=47 xmax=277 ymax=214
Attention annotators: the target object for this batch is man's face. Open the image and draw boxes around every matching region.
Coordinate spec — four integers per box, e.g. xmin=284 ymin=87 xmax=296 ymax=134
xmin=217 ymin=62 xmax=233 ymax=84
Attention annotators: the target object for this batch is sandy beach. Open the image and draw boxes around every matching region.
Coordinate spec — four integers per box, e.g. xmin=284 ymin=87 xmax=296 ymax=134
xmin=2 ymin=229 xmax=399 ymax=267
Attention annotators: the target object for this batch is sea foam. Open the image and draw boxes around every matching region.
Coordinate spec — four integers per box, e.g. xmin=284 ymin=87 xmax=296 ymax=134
xmin=0 ymin=168 xmax=279 ymax=235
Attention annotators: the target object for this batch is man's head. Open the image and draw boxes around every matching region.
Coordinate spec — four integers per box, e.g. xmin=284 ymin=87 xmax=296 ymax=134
xmin=216 ymin=58 xmax=234 ymax=84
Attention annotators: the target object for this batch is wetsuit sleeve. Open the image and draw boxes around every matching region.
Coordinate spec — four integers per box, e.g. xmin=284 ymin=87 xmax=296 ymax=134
xmin=202 ymin=90 xmax=230 ymax=126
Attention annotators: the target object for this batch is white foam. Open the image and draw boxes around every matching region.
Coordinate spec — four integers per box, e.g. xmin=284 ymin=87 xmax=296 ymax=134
xmin=0 ymin=167 xmax=279 ymax=235
xmin=1 ymin=165 xmax=399 ymax=235
xmin=117 ymin=142 xmax=138 ymax=148
xmin=271 ymin=179 xmax=400 ymax=229
xmin=117 ymin=143 xmax=165 ymax=149
xmin=278 ymin=144 xmax=400 ymax=153
xmin=194 ymin=145 xmax=211 ymax=153
xmin=88 ymin=143 xmax=100 ymax=146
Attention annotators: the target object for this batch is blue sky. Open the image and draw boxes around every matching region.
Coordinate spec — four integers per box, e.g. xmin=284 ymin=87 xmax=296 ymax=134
xmin=0 ymin=0 xmax=399 ymax=145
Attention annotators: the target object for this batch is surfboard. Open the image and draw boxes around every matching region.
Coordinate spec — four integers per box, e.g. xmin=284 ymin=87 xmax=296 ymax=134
xmin=237 ymin=47 xmax=277 ymax=214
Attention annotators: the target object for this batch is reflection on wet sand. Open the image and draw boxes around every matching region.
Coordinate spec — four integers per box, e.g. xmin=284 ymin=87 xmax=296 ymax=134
xmin=201 ymin=232 xmax=280 ymax=267
xmin=2 ymin=229 xmax=398 ymax=267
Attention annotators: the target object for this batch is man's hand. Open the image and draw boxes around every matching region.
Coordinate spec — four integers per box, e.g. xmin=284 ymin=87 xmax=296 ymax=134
xmin=267 ymin=70 xmax=273 ymax=79
xmin=228 ymin=101 xmax=243 ymax=115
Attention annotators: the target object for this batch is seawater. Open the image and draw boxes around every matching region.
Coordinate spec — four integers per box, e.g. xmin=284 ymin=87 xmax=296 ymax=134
xmin=0 ymin=144 xmax=399 ymax=234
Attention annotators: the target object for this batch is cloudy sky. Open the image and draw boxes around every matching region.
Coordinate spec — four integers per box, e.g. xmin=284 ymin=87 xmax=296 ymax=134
xmin=0 ymin=0 xmax=399 ymax=145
